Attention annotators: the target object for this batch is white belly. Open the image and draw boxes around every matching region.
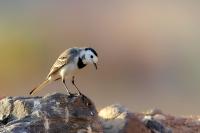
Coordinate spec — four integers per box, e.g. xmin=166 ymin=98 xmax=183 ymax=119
xmin=59 ymin=63 xmax=78 ymax=79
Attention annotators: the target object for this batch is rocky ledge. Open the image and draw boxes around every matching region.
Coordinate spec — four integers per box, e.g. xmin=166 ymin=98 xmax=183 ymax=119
xmin=99 ymin=104 xmax=200 ymax=133
xmin=0 ymin=93 xmax=102 ymax=133
xmin=0 ymin=93 xmax=200 ymax=133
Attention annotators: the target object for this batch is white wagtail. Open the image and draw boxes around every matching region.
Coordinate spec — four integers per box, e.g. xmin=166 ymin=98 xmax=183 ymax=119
xmin=29 ymin=47 xmax=98 ymax=95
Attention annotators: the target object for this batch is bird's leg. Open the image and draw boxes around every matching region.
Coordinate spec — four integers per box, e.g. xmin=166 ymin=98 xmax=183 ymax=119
xmin=62 ymin=79 xmax=71 ymax=95
xmin=72 ymin=76 xmax=81 ymax=95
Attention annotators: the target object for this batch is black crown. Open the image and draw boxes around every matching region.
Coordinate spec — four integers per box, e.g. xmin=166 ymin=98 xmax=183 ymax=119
xmin=85 ymin=48 xmax=98 ymax=57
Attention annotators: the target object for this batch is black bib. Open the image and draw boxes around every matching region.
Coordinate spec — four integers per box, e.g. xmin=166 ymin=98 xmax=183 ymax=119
xmin=77 ymin=57 xmax=87 ymax=69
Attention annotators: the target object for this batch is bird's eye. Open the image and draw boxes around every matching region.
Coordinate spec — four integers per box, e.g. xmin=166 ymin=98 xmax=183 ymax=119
xmin=90 ymin=55 xmax=93 ymax=58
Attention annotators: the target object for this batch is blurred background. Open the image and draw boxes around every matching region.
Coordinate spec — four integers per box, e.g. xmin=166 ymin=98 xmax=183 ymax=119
xmin=0 ymin=1 xmax=200 ymax=115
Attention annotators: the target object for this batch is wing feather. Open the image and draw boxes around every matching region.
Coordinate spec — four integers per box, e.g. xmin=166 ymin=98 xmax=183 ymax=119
xmin=47 ymin=48 xmax=80 ymax=78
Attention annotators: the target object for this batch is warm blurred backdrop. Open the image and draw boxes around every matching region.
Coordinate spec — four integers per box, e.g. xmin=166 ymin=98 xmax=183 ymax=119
xmin=0 ymin=1 xmax=200 ymax=115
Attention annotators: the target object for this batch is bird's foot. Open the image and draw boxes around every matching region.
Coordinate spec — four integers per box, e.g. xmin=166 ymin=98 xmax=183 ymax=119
xmin=67 ymin=92 xmax=82 ymax=98
xmin=67 ymin=92 xmax=72 ymax=96
xmin=67 ymin=92 xmax=77 ymax=98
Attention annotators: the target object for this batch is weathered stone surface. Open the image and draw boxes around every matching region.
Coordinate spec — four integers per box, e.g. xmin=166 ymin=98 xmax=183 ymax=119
xmin=142 ymin=109 xmax=200 ymax=133
xmin=1 ymin=94 xmax=200 ymax=133
xmin=0 ymin=93 xmax=102 ymax=133
xmin=99 ymin=105 xmax=200 ymax=133
xmin=98 ymin=104 xmax=151 ymax=133
xmin=143 ymin=116 xmax=172 ymax=133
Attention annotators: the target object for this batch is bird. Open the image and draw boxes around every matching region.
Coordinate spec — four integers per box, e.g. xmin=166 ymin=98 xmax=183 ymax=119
xmin=29 ymin=47 xmax=98 ymax=96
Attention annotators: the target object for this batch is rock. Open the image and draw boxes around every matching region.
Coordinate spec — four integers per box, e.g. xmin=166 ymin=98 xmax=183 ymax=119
xmin=1 ymin=94 xmax=200 ymax=133
xmin=99 ymin=104 xmax=200 ymax=133
xmin=0 ymin=93 xmax=103 ymax=133
xmin=143 ymin=116 xmax=172 ymax=133
xmin=98 ymin=104 xmax=150 ymax=133
xmin=153 ymin=114 xmax=166 ymax=121
xmin=142 ymin=111 xmax=200 ymax=133
xmin=160 ymin=115 xmax=200 ymax=133
xmin=145 ymin=108 xmax=163 ymax=116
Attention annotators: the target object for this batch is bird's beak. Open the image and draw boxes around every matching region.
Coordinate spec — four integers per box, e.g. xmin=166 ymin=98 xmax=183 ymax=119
xmin=93 ymin=63 xmax=97 ymax=70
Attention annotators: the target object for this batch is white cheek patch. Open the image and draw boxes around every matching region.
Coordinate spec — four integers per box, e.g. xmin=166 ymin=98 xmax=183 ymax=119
xmin=84 ymin=50 xmax=98 ymax=64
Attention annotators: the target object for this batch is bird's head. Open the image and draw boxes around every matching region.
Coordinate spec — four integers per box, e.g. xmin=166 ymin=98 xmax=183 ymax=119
xmin=81 ymin=47 xmax=98 ymax=69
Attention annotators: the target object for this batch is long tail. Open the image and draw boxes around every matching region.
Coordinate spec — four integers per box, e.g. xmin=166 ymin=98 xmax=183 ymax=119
xmin=29 ymin=79 xmax=50 ymax=95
